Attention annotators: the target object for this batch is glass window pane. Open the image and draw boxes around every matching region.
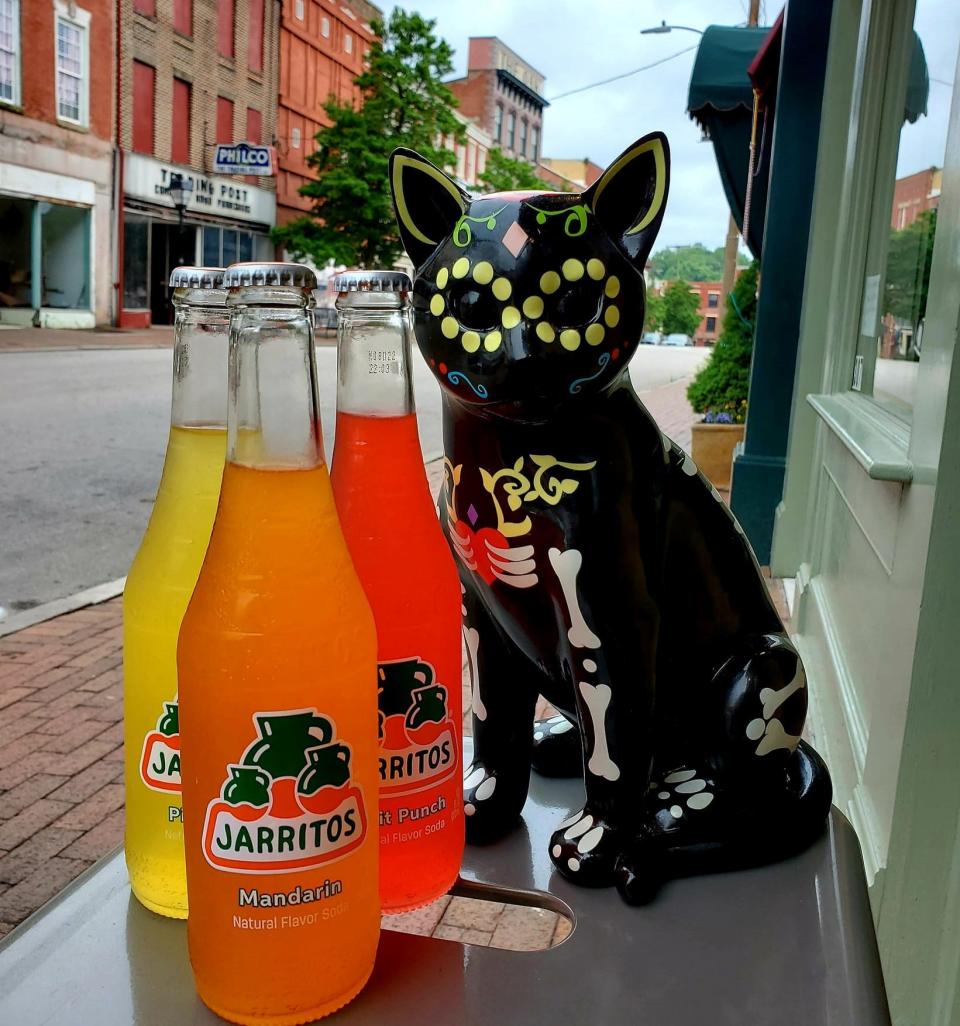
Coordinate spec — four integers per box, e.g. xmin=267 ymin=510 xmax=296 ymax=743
xmin=856 ymin=3 xmax=960 ymax=414
xmin=0 ymin=196 xmax=34 ymax=308
xmin=238 ymin=232 xmax=252 ymax=261
xmin=41 ymin=202 xmax=88 ymax=309
xmin=123 ymin=218 xmax=148 ymax=308
xmin=222 ymin=229 xmax=237 ymax=266
xmin=203 ymin=227 xmax=221 ymax=267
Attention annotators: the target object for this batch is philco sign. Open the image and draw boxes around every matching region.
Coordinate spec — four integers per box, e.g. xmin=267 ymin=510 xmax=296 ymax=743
xmin=213 ymin=142 xmax=277 ymax=176
xmin=124 ymin=154 xmax=276 ymax=227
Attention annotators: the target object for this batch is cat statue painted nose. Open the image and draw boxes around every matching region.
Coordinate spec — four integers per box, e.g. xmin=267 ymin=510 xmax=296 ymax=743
xmin=389 ymin=133 xmax=831 ymax=904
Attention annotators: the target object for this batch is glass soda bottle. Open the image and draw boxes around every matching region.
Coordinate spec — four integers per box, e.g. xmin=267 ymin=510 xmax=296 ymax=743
xmin=124 ymin=266 xmax=228 ymax=919
xmin=330 ymin=271 xmax=463 ymax=913
xmin=177 ymin=263 xmax=380 ymax=1025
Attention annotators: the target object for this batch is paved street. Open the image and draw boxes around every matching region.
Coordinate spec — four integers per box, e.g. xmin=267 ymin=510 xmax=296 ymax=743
xmin=0 ymin=344 xmax=707 ymax=613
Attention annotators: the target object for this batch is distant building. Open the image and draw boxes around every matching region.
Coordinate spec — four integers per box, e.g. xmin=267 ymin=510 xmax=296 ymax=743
xmin=891 ymin=167 xmax=941 ymax=230
xmin=440 ymin=111 xmax=492 ymax=191
xmin=276 ymin=0 xmax=380 ymax=228
xmin=447 ymin=37 xmax=548 ymax=165
xmin=0 ymin=0 xmax=115 ymax=327
xmin=117 ymin=0 xmax=282 ymax=326
xmin=539 ymin=158 xmax=603 ymax=189
xmin=689 ymin=281 xmax=724 ymax=345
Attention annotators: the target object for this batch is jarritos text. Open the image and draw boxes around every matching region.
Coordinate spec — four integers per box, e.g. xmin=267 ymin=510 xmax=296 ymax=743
xmin=140 ymin=699 xmax=181 ymax=793
xmin=378 ymin=658 xmax=457 ymax=797
xmin=201 ymin=709 xmax=368 ymax=874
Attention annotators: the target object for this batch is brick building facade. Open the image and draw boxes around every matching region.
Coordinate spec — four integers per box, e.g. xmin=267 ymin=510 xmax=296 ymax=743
xmin=890 ymin=166 xmax=941 ymax=230
xmin=117 ymin=0 xmax=281 ymax=325
xmin=689 ymin=280 xmax=723 ymax=345
xmin=0 ymin=0 xmax=115 ymax=326
xmin=448 ymin=37 xmax=547 ymax=165
xmin=276 ymin=0 xmax=378 ymax=227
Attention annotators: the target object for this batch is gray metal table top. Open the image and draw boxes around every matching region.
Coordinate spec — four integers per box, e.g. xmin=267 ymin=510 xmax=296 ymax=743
xmin=0 ymin=752 xmax=890 ymax=1026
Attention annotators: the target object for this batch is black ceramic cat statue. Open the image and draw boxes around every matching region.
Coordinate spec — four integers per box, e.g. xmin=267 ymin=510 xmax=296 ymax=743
xmin=388 ymin=133 xmax=832 ymax=904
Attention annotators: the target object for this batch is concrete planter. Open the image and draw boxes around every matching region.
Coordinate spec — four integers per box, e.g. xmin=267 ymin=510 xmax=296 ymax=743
xmin=690 ymin=423 xmax=745 ymax=490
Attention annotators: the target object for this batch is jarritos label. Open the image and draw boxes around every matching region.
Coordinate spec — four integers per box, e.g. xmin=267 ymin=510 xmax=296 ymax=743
xmin=201 ymin=708 xmax=368 ymax=874
xmin=140 ymin=700 xmax=181 ymax=793
xmin=378 ymin=658 xmax=457 ymax=797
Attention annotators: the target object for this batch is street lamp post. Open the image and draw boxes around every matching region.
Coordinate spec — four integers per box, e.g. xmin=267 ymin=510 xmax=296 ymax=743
xmin=640 ymin=21 xmax=703 ymax=35
xmin=166 ymin=173 xmax=193 ymax=227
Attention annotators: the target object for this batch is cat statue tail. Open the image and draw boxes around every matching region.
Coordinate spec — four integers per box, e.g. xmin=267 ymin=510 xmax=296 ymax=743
xmin=614 ymin=741 xmax=833 ymax=905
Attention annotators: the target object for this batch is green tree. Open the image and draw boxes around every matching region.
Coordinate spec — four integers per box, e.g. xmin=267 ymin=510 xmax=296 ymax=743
xmin=686 ymin=261 xmax=759 ymax=420
xmin=884 ymin=208 xmax=936 ymax=326
xmin=649 ymin=244 xmax=749 ymax=282
xmin=661 ymin=280 xmax=701 ymax=337
xmin=478 ymin=148 xmax=554 ymax=193
xmin=271 ymin=9 xmax=464 ymax=267
xmin=644 ymin=290 xmax=665 ymax=333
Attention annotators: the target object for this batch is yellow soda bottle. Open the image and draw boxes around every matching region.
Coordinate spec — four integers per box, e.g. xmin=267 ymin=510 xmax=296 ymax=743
xmin=123 ymin=267 xmax=228 ymax=918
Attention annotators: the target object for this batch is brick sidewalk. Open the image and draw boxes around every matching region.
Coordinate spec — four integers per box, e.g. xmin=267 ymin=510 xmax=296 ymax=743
xmin=0 ymin=326 xmax=174 ymax=352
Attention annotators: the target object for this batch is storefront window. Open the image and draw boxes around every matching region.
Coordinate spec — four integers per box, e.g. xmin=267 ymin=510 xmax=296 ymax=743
xmin=124 ymin=217 xmax=149 ymax=309
xmin=854 ymin=3 xmax=960 ymax=415
xmin=0 ymin=196 xmax=32 ymax=309
xmin=40 ymin=202 xmax=88 ymax=308
xmin=222 ymin=229 xmax=237 ymax=266
xmin=203 ymin=226 xmax=220 ymax=267
xmin=201 ymin=226 xmax=269 ymax=266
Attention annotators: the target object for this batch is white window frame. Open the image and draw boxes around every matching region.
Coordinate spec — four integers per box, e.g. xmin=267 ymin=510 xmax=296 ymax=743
xmin=344 ymin=31 xmax=352 ymax=54
xmin=0 ymin=0 xmax=20 ymax=107
xmin=54 ymin=0 xmax=89 ymax=128
xmin=294 ymin=0 xmax=304 ymax=20
xmin=320 ymin=15 xmax=329 ymax=37
xmin=291 ymin=126 xmax=301 ymax=148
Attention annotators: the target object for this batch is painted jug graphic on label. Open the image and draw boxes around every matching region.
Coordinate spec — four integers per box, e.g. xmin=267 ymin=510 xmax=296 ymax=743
xmin=378 ymin=658 xmax=457 ymax=796
xmin=201 ymin=708 xmax=368 ymax=874
xmin=139 ymin=699 xmax=182 ymax=793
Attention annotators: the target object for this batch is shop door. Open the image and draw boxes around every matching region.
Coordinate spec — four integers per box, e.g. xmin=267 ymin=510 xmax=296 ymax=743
xmin=149 ymin=223 xmax=196 ymax=325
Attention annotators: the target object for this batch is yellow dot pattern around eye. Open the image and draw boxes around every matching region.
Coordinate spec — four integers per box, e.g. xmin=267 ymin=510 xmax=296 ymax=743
xmin=441 ymin=316 xmax=459 ymax=339
xmin=436 ymin=268 xmax=449 ymax=289
xmin=560 ymin=328 xmax=581 ymax=351
xmin=462 ymin=331 xmax=481 ymax=353
xmin=473 ymin=261 xmax=494 ymax=285
xmin=562 ymin=258 xmax=584 ymax=282
xmin=452 ymin=257 xmax=470 ymax=279
xmin=429 ymin=294 xmax=445 ymax=316
xmin=587 ymin=258 xmax=605 ymax=280
xmin=502 ymin=306 xmax=521 ymax=329
xmin=536 ymin=322 xmax=556 ymax=343
xmin=492 ymin=277 xmax=512 ymax=301
xmin=604 ymin=306 xmax=620 ymax=328
xmin=605 ymin=276 xmax=620 ymax=298
xmin=522 ymin=296 xmax=544 ymax=319
xmin=484 ymin=330 xmax=502 ymax=352
xmin=585 ymin=323 xmax=605 ymax=346
xmin=540 ymin=270 xmax=561 ymax=294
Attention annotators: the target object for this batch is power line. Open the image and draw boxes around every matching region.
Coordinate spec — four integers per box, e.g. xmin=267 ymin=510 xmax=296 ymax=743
xmin=548 ymin=44 xmax=700 ymax=102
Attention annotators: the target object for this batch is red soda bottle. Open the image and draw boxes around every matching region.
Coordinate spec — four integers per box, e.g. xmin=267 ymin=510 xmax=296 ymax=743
xmin=330 ymin=270 xmax=463 ymax=913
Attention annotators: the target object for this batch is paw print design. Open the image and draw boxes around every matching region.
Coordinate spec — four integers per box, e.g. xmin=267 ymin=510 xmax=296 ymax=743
xmin=534 ymin=714 xmax=575 ymax=742
xmin=463 ymin=762 xmax=497 ymax=817
xmin=549 ymin=807 xmax=619 ymax=884
xmin=650 ymin=768 xmax=716 ymax=823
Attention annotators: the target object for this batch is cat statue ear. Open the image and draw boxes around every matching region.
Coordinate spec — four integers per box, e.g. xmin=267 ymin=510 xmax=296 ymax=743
xmin=389 ymin=148 xmax=470 ymax=270
xmin=583 ymin=132 xmax=670 ymax=268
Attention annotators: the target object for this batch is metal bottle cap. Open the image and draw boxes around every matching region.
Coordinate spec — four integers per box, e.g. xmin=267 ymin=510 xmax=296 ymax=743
xmin=169 ymin=266 xmax=226 ymax=289
xmin=222 ymin=262 xmax=319 ymax=289
xmin=331 ymin=270 xmax=412 ymax=293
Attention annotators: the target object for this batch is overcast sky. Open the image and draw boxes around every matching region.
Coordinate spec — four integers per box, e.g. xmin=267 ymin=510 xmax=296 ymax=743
xmin=388 ymin=0 xmax=959 ymax=253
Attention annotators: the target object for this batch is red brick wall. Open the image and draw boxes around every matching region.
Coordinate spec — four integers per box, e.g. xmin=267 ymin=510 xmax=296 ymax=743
xmin=276 ymin=0 xmax=377 ymax=221
xmin=891 ymin=168 xmax=939 ymax=229
xmin=15 ymin=0 xmax=114 ymax=142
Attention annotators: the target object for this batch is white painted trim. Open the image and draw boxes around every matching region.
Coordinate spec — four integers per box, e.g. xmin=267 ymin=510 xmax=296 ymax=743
xmin=0 ymin=162 xmax=96 ymax=205
xmin=0 ymin=577 xmax=125 ymax=637
xmin=53 ymin=0 xmax=90 ymax=129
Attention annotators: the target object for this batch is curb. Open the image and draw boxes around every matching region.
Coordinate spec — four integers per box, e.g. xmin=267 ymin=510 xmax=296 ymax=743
xmin=0 ymin=578 xmax=126 ymax=639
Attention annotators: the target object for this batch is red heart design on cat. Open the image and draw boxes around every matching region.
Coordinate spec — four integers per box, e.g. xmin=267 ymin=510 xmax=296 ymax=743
xmin=453 ymin=521 xmax=510 ymax=584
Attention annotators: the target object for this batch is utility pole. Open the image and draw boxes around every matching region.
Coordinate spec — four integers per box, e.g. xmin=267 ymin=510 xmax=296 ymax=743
xmin=720 ymin=0 xmax=761 ymax=312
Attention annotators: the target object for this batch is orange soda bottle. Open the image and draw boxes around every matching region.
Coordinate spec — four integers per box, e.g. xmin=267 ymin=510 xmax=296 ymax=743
xmin=124 ymin=266 xmax=228 ymax=919
xmin=177 ymin=263 xmax=380 ymax=1025
xmin=330 ymin=271 xmax=463 ymax=913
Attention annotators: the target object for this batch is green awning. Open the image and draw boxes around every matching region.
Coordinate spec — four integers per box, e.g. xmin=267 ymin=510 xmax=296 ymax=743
xmin=687 ymin=23 xmax=931 ymax=258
